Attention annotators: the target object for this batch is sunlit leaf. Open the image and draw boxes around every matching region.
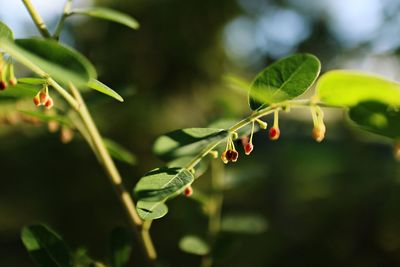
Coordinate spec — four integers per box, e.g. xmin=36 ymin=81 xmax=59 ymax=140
xmin=108 ymin=227 xmax=132 ymax=267
xmin=137 ymin=201 xmax=168 ymax=220
xmin=21 ymin=224 xmax=71 ymax=267
xmin=316 ymin=70 xmax=400 ymax=107
xmin=103 ymin=138 xmax=136 ymax=165
xmin=0 ymin=21 xmax=13 ymax=41
xmin=153 ymin=128 xmax=227 ymax=161
xmin=134 ymin=167 xmax=194 ymax=201
xmin=221 ymin=213 xmax=268 ymax=234
xmin=70 ymin=7 xmax=139 ymax=29
xmin=0 ymin=38 xmax=96 ymax=87
xmin=0 ymin=82 xmax=40 ymax=99
xmin=348 ymin=101 xmax=400 ymax=139
xmin=88 ymin=79 xmax=124 ymax=102
xmin=179 ymin=235 xmax=210 ymax=256
xmin=18 ymin=77 xmax=46 ymax=85
xmin=249 ymin=53 xmax=320 ymax=110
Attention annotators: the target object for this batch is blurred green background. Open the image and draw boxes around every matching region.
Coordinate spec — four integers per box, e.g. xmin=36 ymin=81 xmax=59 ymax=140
xmin=2 ymin=0 xmax=400 ymax=266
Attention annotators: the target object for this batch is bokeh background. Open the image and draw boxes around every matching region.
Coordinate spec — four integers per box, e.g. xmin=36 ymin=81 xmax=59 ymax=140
xmin=1 ymin=0 xmax=400 ymax=266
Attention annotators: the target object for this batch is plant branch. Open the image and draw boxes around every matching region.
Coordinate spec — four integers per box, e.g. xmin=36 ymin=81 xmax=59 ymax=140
xmin=21 ymin=0 xmax=51 ymax=38
xmin=141 ymin=220 xmax=157 ymax=260
xmin=53 ymin=0 xmax=73 ymax=40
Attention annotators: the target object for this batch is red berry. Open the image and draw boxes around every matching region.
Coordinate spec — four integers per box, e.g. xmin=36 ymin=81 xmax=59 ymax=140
xmin=269 ymin=127 xmax=280 ymax=141
xmin=0 ymin=80 xmax=7 ymax=91
xmin=184 ymin=186 xmax=193 ymax=197
xmin=33 ymin=95 xmax=41 ymax=106
xmin=226 ymin=149 xmax=238 ymax=162
xmin=44 ymin=97 xmax=54 ymax=109
xmin=9 ymin=78 xmax=17 ymax=86
xmin=244 ymin=143 xmax=253 ymax=155
xmin=241 ymin=136 xmax=249 ymax=146
xmin=39 ymin=90 xmax=48 ymax=103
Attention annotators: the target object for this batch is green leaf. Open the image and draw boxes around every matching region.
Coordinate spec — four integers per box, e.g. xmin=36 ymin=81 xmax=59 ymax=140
xmin=21 ymin=224 xmax=71 ymax=267
xmin=103 ymin=138 xmax=136 ymax=165
xmin=167 ymin=156 xmax=209 ymax=178
xmin=70 ymin=7 xmax=139 ymax=29
xmin=73 ymin=247 xmax=106 ymax=267
xmin=249 ymin=53 xmax=321 ymax=110
xmin=0 ymin=21 xmax=13 ymax=41
xmin=179 ymin=235 xmax=210 ymax=256
xmin=0 ymin=38 xmax=96 ymax=86
xmin=134 ymin=167 xmax=194 ymax=202
xmin=136 ymin=201 xmax=169 ymax=220
xmin=153 ymin=128 xmax=228 ymax=161
xmin=108 ymin=227 xmax=132 ymax=267
xmin=88 ymin=79 xmax=124 ymax=102
xmin=18 ymin=77 xmax=46 ymax=85
xmin=316 ymin=70 xmax=400 ymax=107
xmin=221 ymin=213 xmax=268 ymax=234
xmin=0 ymin=82 xmax=40 ymax=99
xmin=348 ymin=101 xmax=400 ymax=139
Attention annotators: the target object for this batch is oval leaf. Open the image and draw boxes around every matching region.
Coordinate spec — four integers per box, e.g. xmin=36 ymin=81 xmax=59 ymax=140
xmin=0 ymin=21 xmax=13 ymax=41
xmin=179 ymin=235 xmax=210 ymax=256
xmin=249 ymin=53 xmax=321 ymax=110
xmin=134 ymin=167 xmax=194 ymax=201
xmin=21 ymin=224 xmax=71 ymax=267
xmin=316 ymin=70 xmax=400 ymax=107
xmin=0 ymin=38 xmax=96 ymax=86
xmin=0 ymin=81 xmax=41 ymax=99
xmin=153 ymin=128 xmax=227 ymax=161
xmin=167 ymin=156 xmax=209 ymax=178
xmin=88 ymin=79 xmax=124 ymax=102
xmin=137 ymin=201 xmax=168 ymax=220
xmin=348 ymin=101 xmax=400 ymax=139
xmin=71 ymin=7 xmax=139 ymax=29
xmin=108 ymin=227 xmax=132 ymax=267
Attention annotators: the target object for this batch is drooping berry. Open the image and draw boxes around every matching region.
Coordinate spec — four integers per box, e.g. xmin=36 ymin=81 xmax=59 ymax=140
xmin=226 ymin=149 xmax=238 ymax=162
xmin=269 ymin=127 xmax=280 ymax=141
xmin=244 ymin=143 xmax=253 ymax=155
xmin=33 ymin=94 xmax=41 ymax=106
xmin=312 ymin=125 xmax=326 ymax=143
xmin=60 ymin=127 xmax=74 ymax=144
xmin=241 ymin=136 xmax=249 ymax=146
xmin=184 ymin=186 xmax=193 ymax=197
xmin=0 ymin=80 xmax=7 ymax=91
xmin=44 ymin=97 xmax=54 ymax=109
xmin=221 ymin=150 xmax=228 ymax=164
xmin=48 ymin=120 xmax=59 ymax=133
xmin=39 ymin=90 xmax=49 ymax=103
xmin=9 ymin=77 xmax=17 ymax=86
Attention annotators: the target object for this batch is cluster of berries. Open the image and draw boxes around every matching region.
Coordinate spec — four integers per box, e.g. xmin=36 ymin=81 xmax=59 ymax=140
xmin=0 ymin=57 xmax=17 ymax=91
xmin=33 ymin=84 xmax=54 ymax=109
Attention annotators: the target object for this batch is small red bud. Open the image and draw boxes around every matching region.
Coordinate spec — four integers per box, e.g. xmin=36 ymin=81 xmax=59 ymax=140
xmin=33 ymin=95 xmax=41 ymax=106
xmin=241 ymin=136 xmax=249 ymax=146
xmin=312 ymin=126 xmax=325 ymax=143
xmin=221 ymin=150 xmax=228 ymax=164
xmin=226 ymin=149 xmax=239 ymax=162
xmin=9 ymin=78 xmax=17 ymax=86
xmin=184 ymin=186 xmax=193 ymax=197
xmin=0 ymin=80 xmax=7 ymax=91
xmin=244 ymin=143 xmax=253 ymax=155
xmin=44 ymin=97 xmax=54 ymax=109
xmin=39 ymin=90 xmax=48 ymax=103
xmin=269 ymin=127 xmax=280 ymax=141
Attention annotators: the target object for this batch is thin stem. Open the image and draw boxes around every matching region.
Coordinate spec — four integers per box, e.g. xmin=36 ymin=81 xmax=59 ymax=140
xmin=141 ymin=220 xmax=157 ymax=260
xmin=21 ymin=0 xmax=51 ymax=38
xmin=53 ymin=0 xmax=73 ymax=40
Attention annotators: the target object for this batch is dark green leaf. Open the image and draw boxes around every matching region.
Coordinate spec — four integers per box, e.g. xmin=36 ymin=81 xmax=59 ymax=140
xmin=221 ymin=213 xmax=268 ymax=234
xmin=316 ymin=70 xmax=400 ymax=107
xmin=137 ymin=201 xmax=168 ymax=220
xmin=108 ymin=227 xmax=132 ymax=267
xmin=21 ymin=224 xmax=71 ymax=267
xmin=70 ymin=7 xmax=139 ymax=29
xmin=134 ymin=167 xmax=194 ymax=201
xmin=249 ymin=53 xmax=320 ymax=110
xmin=88 ymin=79 xmax=124 ymax=102
xmin=104 ymin=138 xmax=136 ymax=165
xmin=153 ymin=128 xmax=228 ymax=161
xmin=348 ymin=101 xmax=400 ymax=139
xmin=0 ymin=21 xmax=13 ymax=41
xmin=179 ymin=235 xmax=210 ymax=256
xmin=0 ymin=38 xmax=96 ymax=86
